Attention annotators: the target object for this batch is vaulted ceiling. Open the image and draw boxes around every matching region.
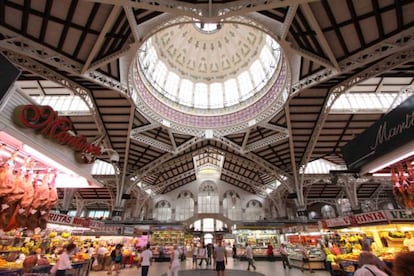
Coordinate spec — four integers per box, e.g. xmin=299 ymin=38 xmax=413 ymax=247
xmin=1 ymin=0 xmax=414 ymax=208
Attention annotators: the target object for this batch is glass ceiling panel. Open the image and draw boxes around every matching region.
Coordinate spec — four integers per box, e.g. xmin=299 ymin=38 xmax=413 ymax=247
xmin=331 ymin=92 xmax=413 ymax=113
xmin=304 ymin=159 xmax=346 ymax=174
xmin=137 ymin=22 xmax=281 ymax=110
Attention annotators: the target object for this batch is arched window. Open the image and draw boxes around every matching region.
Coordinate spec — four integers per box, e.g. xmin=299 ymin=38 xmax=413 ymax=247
xmin=245 ymin=200 xmax=264 ymax=221
xmin=176 ymin=191 xmax=195 ymax=220
xmin=321 ymin=205 xmax=336 ymax=219
xmin=223 ymin=191 xmax=242 ymax=220
xmin=153 ymin=200 xmax=172 ymax=222
xmin=198 ymin=181 xmax=219 ymax=213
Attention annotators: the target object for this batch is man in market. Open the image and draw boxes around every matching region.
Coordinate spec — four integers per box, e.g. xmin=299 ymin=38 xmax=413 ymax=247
xmin=279 ymin=243 xmax=291 ymax=269
xmin=139 ymin=243 xmax=153 ymax=276
xmin=245 ymin=242 xmax=256 ymax=271
xmin=213 ymin=239 xmax=227 ymax=276
xmin=403 ymin=231 xmax=414 ymax=252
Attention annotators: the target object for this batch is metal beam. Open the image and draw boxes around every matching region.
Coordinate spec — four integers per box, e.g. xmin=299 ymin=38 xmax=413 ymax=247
xmin=300 ymin=46 xmax=414 ymax=169
xmin=300 ymin=3 xmax=340 ymax=70
xmin=130 ymin=124 xmax=160 ymax=135
xmin=82 ymin=6 xmax=123 ymax=73
xmin=291 ymin=25 xmax=414 ymax=96
xmin=130 ymin=133 xmax=174 ymax=152
xmin=244 ymin=132 xmax=289 ymax=152
xmin=0 ymin=26 xmax=130 ymax=95
xmin=258 ymin=122 xmax=289 ymax=134
xmin=88 ymin=0 xmax=319 ymax=21
xmin=221 ymin=168 xmax=265 ymax=195
xmin=151 ymin=169 xmax=196 ymax=192
xmin=1 ymin=51 xmax=112 ymax=150
xmin=281 ymin=4 xmax=298 ymax=40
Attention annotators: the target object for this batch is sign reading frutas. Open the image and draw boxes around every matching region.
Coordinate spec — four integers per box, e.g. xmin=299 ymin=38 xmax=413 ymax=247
xmin=13 ymin=105 xmax=102 ymax=163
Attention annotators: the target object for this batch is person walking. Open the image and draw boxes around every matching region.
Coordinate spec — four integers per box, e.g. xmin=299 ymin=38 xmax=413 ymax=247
xmin=140 ymin=244 xmax=153 ymax=276
xmin=109 ymin=244 xmax=123 ymax=275
xmin=207 ymin=244 xmax=213 ymax=266
xmin=279 ymin=244 xmax=291 ymax=269
xmin=213 ymin=239 xmax=227 ymax=276
xmin=266 ymin=243 xmax=274 ymax=261
xmin=301 ymin=244 xmax=313 ymax=273
xmin=198 ymin=244 xmax=208 ymax=267
xmin=53 ymin=243 xmax=77 ymax=276
xmin=232 ymin=244 xmax=237 ymax=260
xmin=354 ymin=251 xmax=388 ymax=276
xmin=168 ymin=245 xmax=180 ymax=276
xmin=245 ymin=242 xmax=256 ymax=271
xmin=192 ymin=244 xmax=198 ymax=268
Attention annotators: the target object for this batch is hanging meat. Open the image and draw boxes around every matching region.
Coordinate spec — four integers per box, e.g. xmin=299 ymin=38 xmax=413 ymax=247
xmin=15 ymin=172 xmax=35 ymax=228
xmin=0 ymin=151 xmax=18 ymax=198
xmin=31 ymin=174 xmax=50 ymax=210
xmin=48 ymin=173 xmax=58 ymax=208
xmin=7 ymin=169 xmax=26 ymax=203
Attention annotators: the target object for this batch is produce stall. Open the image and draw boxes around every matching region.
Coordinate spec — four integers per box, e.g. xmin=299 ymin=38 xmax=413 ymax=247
xmin=319 ymin=209 xmax=414 ymax=274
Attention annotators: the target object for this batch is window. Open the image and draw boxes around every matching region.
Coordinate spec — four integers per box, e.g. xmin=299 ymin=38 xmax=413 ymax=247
xmin=176 ymin=191 xmax=195 ymax=220
xmin=223 ymin=191 xmax=242 ymax=220
xmin=198 ymin=181 xmax=219 ymax=213
xmin=245 ymin=200 xmax=264 ymax=221
xmin=153 ymin=200 xmax=172 ymax=222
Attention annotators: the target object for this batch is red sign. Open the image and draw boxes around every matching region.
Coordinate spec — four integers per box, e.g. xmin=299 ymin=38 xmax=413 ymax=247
xmin=47 ymin=213 xmax=104 ymax=229
xmin=321 ymin=211 xmax=388 ymax=229
xmin=13 ymin=105 xmax=102 ymax=163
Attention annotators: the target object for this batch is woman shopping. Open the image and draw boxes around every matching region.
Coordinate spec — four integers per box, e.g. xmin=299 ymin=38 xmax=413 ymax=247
xmin=53 ymin=243 xmax=77 ymax=276
xmin=169 ymin=245 xmax=181 ymax=276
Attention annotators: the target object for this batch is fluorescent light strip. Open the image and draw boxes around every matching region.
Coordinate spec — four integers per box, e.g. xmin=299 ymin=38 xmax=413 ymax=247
xmin=368 ymin=150 xmax=414 ymax=173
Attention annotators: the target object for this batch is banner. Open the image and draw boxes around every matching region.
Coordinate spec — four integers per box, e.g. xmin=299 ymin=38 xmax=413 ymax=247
xmin=342 ymin=94 xmax=414 ymax=170
xmin=47 ymin=213 xmax=104 ymax=229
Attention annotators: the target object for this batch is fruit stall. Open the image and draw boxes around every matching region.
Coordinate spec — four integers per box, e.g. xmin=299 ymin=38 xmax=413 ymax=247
xmin=319 ymin=209 xmax=414 ymax=274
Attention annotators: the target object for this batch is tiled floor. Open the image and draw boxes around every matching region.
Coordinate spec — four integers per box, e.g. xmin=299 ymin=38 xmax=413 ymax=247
xmin=90 ymin=258 xmax=331 ymax=276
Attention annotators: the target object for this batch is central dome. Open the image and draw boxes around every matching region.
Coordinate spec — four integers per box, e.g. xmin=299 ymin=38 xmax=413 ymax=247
xmin=130 ymin=17 xmax=289 ymax=136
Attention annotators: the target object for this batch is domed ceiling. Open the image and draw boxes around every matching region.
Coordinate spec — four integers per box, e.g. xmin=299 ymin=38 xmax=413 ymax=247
xmin=130 ymin=16 xmax=289 ymax=136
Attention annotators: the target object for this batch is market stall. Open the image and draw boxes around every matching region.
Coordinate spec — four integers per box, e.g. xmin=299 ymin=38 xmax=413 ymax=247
xmin=319 ymin=209 xmax=414 ymax=274
xmin=233 ymin=227 xmax=280 ymax=260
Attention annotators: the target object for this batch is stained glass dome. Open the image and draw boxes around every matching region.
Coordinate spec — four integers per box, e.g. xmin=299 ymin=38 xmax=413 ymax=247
xmin=130 ymin=17 xmax=290 ymax=136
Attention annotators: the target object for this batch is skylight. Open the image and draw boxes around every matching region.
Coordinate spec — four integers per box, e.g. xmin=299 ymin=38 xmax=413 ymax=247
xmin=16 ymin=80 xmax=91 ymax=115
xmin=331 ymin=92 xmax=412 ymax=113
xmin=91 ymin=159 xmax=116 ymax=175
xmin=193 ymin=150 xmax=225 ymax=177
xmin=304 ymin=159 xmax=346 ymax=174
xmin=137 ymin=20 xmax=281 ymax=111
xmin=32 ymin=96 xmax=91 ymax=115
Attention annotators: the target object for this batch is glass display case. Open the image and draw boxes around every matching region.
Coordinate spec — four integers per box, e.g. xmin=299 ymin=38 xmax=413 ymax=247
xmin=287 ymin=246 xmax=326 ymax=270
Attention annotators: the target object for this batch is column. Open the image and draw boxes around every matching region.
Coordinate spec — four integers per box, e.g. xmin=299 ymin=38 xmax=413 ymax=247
xmin=112 ymin=207 xmax=123 ymax=221
xmin=342 ymin=176 xmax=362 ymax=214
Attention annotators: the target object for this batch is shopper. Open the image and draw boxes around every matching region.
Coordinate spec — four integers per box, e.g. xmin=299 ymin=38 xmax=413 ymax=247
xmin=393 ymin=251 xmax=414 ymax=276
xmin=53 ymin=243 xmax=77 ymax=276
xmin=192 ymin=243 xmax=198 ymax=268
xmin=232 ymin=244 xmax=237 ymax=260
xmin=354 ymin=251 xmax=387 ymax=276
xmin=279 ymin=243 xmax=291 ymax=269
xmin=198 ymin=244 xmax=208 ymax=267
xmin=266 ymin=243 xmax=274 ymax=261
xmin=213 ymin=239 xmax=227 ymax=276
xmin=140 ymin=244 xmax=153 ymax=276
xmin=207 ymin=243 xmax=213 ymax=265
xmin=109 ymin=244 xmax=123 ymax=275
xmin=245 ymin=242 xmax=256 ymax=271
xmin=403 ymin=232 xmax=414 ymax=251
xmin=300 ymin=244 xmax=313 ymax=273
xmin=169 ymin=245 xmax=181 ymax=276
xmin=97 ymin=243 xmax=108 ymax=271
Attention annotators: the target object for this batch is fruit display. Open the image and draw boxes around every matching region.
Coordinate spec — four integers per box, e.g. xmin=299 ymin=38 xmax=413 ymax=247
xmin=391 ymin=161 xmax=414 ymax=208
